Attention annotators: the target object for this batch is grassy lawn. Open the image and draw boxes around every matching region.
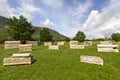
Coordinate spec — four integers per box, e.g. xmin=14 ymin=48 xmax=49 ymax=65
xmin=0 ymin=41 xmax=120 ymax=80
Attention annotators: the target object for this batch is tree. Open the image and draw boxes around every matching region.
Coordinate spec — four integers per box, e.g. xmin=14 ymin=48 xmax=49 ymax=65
xmin=7 ymin=15 xmax=35 ymax=44
xmin=73 ymin=31 xmax=86 ymax=42
xmin=111 ymin=33 xmax=120 ymax=41
xmin=40 ymin=27 xmax=53 ymax=42
xmin=65 ymin=37 xmax=70 ymax=42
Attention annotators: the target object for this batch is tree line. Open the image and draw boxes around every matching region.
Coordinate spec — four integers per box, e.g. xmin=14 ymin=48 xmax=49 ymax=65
xmin=1 ymin=15 xmax=120 ymax=44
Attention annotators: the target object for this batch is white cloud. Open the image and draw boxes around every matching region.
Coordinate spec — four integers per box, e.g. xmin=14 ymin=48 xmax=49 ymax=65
xmin=0 ymin=0 xmax=44 ymax=20
xmin=0 ymin=0 xmax=16 ymax=17
xmin=16 ymin=0 xmax=44 ymax=20
xmin=81 ymin=0 xmax=120 ymax=39
xmin=41 ymin=19 xmax=53 ymax=27
xmin=53 ymin=1 xmax=93 ymax=38
xmin=41 ymin=0 xmax=63 ymax=8
xmin=72 ymin=1 xmax=92 ymax=20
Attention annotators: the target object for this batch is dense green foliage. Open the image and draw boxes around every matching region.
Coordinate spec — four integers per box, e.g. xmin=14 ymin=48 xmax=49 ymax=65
xmin=0 ymin=28 xmax=8 ymax=43
xmin=7 ymin=15 xmax=35 ymax=43
xmin=40 ymin=27 xmax=53 ymax=42
xmin=0 ymin=16 xmax=9 ymax=43
xmin=111 ymin=33 xmax=120 ymax=41
xmin=0 ymin=41 xmax=120 ymax=80
xmin=73 ymin=31 xmax=86 ymax=42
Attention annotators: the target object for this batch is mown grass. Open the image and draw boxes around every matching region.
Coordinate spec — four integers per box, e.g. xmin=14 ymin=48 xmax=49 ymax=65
xmin=0 ymin=41 xmax=120 ymax=80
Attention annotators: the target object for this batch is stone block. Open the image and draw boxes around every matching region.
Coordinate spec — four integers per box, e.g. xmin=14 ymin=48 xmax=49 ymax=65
xmin=70 ymin=41 xmax=78 ymax=46
xmin=26 ymin=41 xmax=38 ymax=47
xmin=4 ymin=41 xmax=20 ymax=49
xmin=44 ymin=42 xmax=52 ymax=46
xmin=70 ymin=45 xmax=84 ymax=49
xmin=19 ymin=44 xmax=32 ymax=52
xmin=80 ymin=55 xmax=103 ymax=65
xmin=49 ymin=45 xmax=59 ymax=50
xmin=3 ymin=53 xmax=33 ymax=65
xmin=84 ymin=41 xmax=92 ymax=46
xmin=100 ymin=41 xmax=112 ymax=45
xmin=97 ymin=44 xmax=119 ymax=53
xmin=57 ymin=41 xmax=64 ymax=45
xmin=12 ymin=53 xmax=31 ymax=57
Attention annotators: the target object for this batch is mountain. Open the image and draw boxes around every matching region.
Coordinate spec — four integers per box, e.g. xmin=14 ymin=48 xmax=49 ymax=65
xmin=33 ymin=27 xmax=68 ymax=40
xmin=0 ymin=16 xmax=68 ymax=41
xmin=0 ymin=16 xmax=8 ymax=28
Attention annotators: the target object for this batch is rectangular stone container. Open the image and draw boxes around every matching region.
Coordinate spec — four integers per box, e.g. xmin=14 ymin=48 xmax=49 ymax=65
xmin=84 ymin=41 xmax=92 ymax=46
xmin=19 ymin=44 xmax=32 ymax=52
xmin=26 ymin=41 xmax=38 ymax=47
xmin=3 ymin=53 xmax=33 ymax=65
xmin=97 ymin=44 xmax=119 ymax=53
xmin=4 ymin=41 xmax=20 ymax=49
xmin=70 ymin=45 xmax=84 ymax=49
xmin=44 ymin=42 xmax=52 ymax=46
xmin=57 ymin=41 xmax=64 ymax=45
xmin=100 ymin=41 xmax=112 ymax=45
xmin=70 ymin=41 xmax=78 ymax=46
xmin=49 ymin=45 xmax=59 ymax=50
xmin=80 ymin=55 xmax=103 ymax=65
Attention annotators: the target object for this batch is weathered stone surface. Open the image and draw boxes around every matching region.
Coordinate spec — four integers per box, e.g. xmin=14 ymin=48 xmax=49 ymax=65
xmin=44 ymin=42 xmax=52 ymax=46
xmin=100 ymin=41 xmax=112 ymax=45
xmin=80 ymin=55 xmax=103 ymax=65
xmin=70 ymin=41 xmax=78 ymax=46
xmin=26 ymin=41 xmax=38 ymax=47
xmin=84 ymin=41 xmax=92 ymax=46
xmin=49 ymin=45 xmax=59 ymax=50
xmin=70 ymin=45 xmax=84 ymax=49
xmin=12 ymin=53 xmax=31 ymax=58
xmin=97 ymin=44 xmax=119 ymax=53
xmin=4 ymin=41 xmax=20 ymax=49
xmin=57 ymin=41 xmax=64 ymax=45
xmin=3 ymin=53 xmax=33 ymax=65
xmin=70 ymin=41 xmax=84 ymax=49
xmin=19 ymin=44 xmax=32 ymax=52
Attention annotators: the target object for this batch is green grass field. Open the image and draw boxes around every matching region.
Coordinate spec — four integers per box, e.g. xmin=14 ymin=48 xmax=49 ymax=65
xmin=0 ymin=41 xmax=120 ymax=80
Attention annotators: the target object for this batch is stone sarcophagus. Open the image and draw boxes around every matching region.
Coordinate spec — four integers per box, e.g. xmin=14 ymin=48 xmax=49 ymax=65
xmin=3 ymin=53 xmax=33 ymax=65
xmin=44 ymin=42 xmax=52 ymax=46
xmin=4 ymin=41 xmax=20 ymax=49
xmin=26 ymin=41 xmax=38 ymax=47
xmin=84 ymin=41 xmax=92 ymax=46
xmin=49 ymin=45 xmax=59 ymax=50
xmin=70 ymin=45 xmax=84 ymax=49
xmin=70 ymin=41 xmax=78 ymax=46
xmin=19 ymin=44 xmax=32 ymax=52
xmin=70 ymin=41 xmax=84 ymax=49
xmin=97 ymin=44 xmax=119 ymax=53
xmin=80 ymin=55 xmax=103 ymax=65
xmin=57 ymin=41 xmax=64 ymax=45
xmin=100 ymin=41 xmax=112 ymax=45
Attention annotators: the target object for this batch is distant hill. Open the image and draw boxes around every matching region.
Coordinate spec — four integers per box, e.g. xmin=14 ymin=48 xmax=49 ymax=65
xmin=0 ymin=16 xmax=68 ymax=41
xmin=0 ymin=16 xmax=8 ymax=28
xmin=33 ymin=27 xmax=68 ymax=40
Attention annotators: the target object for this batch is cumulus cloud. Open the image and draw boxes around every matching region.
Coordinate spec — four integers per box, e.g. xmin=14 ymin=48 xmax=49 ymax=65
xmin=41 ymin=19 xmax=53 ymax=27
xmin=16 ymin=0 xmax=44 ymax=20
xmin=81 ymin=0 xmax=120 ymax=39
xmin=70 ymin=1 xmax=92 ymax=20
xmin=53 ymin=1 xmax=93 ymax=38
xmin=0 ymin=0 xmax=44 ymax=20
xmin=0 ymin=0 xmax=16 ymax=17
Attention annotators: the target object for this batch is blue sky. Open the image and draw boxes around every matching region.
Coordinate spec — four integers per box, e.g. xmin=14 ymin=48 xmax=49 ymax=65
xmin=0 ymin=0 xmax=120 ymax=39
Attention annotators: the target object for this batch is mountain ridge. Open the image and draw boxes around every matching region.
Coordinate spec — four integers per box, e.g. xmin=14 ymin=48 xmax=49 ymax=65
xmin=0 ymin=16 xmax=68 ymax=41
